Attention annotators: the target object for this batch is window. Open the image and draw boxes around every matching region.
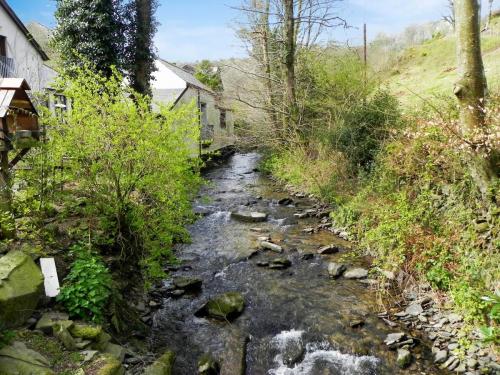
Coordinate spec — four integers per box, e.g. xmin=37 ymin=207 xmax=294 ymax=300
xmin=200 ymin=102 xmax=208 ymax=125
xmin=220 ymin=109 xmax=227 ymax=129
xmin=0 ymin=36 xmax=6 ymax=57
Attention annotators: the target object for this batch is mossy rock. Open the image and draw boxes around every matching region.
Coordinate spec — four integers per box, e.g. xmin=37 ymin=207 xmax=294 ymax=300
xmin=0 ymin=341 xmax=54 ymax=375
xmin=0 ymin=251 xmax=44 ymax=328
xmin=53 ymin=322 xmax=77 ymax=351
xmin=91 ymin=331 xmax=112 ymax=351
xmin=69 ymin=323 xmax=103 ymax=340
xmin=143 ymin=351 xmax=176 ymax=375
xmin=88 ymin=354 xmax=124 ymax=375
xmin=198 ymin=353 xmax=220 ymax=375
xmin=35 ymin=312 xmax=71 ymax=334
xmin=195 ymin=292 xmax=245 ymax=321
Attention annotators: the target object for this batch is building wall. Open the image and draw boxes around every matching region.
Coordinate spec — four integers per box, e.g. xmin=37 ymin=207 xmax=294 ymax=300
xmin=0 ymin=7 xmax=55 ymax=91
xmin=176 ymin=86 xmax=234 ymax=155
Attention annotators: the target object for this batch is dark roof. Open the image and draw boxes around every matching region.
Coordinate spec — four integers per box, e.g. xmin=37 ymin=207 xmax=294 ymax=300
xmin=0 ymin=0 xmax=49 ymax=61
xmin=158 ymin=59 xmax=213 ymax=93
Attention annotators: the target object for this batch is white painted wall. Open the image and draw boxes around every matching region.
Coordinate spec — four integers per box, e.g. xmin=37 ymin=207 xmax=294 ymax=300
xmin=151 ymin=60 xmax=186 ymax=90
xmin=0 ymin=6 xmax=55 ymax=92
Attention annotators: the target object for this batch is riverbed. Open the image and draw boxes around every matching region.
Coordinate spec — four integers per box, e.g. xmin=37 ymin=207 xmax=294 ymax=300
xmin=150 ymin=152 xmax=443 ymax=374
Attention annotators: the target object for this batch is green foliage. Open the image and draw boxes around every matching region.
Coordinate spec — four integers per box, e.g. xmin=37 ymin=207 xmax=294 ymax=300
xmin=54 ymin=0 xmax=124 ymax=77
xmin=0 ymin=326 xmax=15 ymax=349
xmin=296 ymin=49 xmax=401 ymax=168
xmin=327 ymin=90 xmax=401 ymax=168
xmin=57 ymin=245 xmax=112 ymax=322
xmin=195 ymin=60 xmax=223 ymax=92
xmin=43 ymin=65 xmax=202 ymax=285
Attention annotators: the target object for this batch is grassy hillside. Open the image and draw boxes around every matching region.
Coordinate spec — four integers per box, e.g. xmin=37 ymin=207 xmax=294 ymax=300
xmin=382 ymin=15 xmax=500 ymax=108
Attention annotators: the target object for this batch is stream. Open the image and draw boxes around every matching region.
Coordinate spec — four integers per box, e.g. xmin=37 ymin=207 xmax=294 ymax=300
xmin=150 ymin=152 xmax=443 ymax=375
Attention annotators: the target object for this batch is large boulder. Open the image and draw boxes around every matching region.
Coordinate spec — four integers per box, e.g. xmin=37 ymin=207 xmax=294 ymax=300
xmin=0 ymin=341 xmax=54 ymax=375
xmin=143 ymin=351 xmax=176 ymax=375
xmin=0 ymin=251 xmax=44 ymax=327
xmin=195 ymin=292 xmax=245 ymax=321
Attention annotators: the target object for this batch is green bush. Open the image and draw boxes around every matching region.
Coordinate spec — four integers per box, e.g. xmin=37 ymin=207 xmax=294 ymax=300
xmin=57 ymin=246 xmax=112 ymax=322
xmin=43 ymin=65 xmax=202 ymax=285
xmin=327 ymin=90 xmax=401 ymax=168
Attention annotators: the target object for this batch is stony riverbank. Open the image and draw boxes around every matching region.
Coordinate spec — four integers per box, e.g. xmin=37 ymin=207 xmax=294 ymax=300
xmin=274 ymin=180 xmax=499 ymax=374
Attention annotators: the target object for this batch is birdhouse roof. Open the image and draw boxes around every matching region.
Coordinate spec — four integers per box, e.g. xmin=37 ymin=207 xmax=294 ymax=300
xmin=0 ymin=78 xmax=37 ymax=118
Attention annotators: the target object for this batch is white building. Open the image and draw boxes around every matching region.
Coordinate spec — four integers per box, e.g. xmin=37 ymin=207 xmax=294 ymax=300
xmin=152 ymin=59 xmax=235 ymax=155
xmin=0 ymin=0 xmax=56 ymax=92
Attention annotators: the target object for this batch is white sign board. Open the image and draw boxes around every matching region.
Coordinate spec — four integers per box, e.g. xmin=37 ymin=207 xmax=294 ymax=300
xmin=40 ymin=258 xmax=60 ymax=297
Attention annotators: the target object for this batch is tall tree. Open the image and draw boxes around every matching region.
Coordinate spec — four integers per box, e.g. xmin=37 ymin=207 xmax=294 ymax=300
xmin=454 ymin=0 xmax=494 ymax=196
xmin=283 ymin=0 xmax=297 ymax=127
xmin=54 ymin=0 xmax=124 ymax=77
xmin=125 ymin=0 xmax=158 ymax=96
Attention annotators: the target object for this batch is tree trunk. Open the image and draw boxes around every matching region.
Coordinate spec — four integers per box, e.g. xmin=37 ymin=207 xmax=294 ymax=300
xmin=132 ymin=0 xmax=154 ymax=96
xmin=283 ymin=0 xmax=297 ymax=129
xmin=454 ymin=0 xmax=494 ymax=197
xmin=260 ymin=0 xmax=279 ymax=131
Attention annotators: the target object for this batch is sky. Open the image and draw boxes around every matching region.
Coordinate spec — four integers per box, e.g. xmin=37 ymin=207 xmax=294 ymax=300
xmin=6 ymin=0 xmax=468 ymax=62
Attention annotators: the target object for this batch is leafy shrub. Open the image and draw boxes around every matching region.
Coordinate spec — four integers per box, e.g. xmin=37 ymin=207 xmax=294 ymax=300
xmin=43 ymin=65 xmax=202 ymax=285
xmin=0 ymin=325 xmax=14 ymax=349
xmin=328 ymin=90 xmax=400 ymax=168
xmin=57 ymin=246 xmax=112 ymax=322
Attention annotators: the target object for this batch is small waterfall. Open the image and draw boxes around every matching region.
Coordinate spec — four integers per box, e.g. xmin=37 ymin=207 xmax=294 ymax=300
xmin=269 ymin=330 xmax=380 ymax=375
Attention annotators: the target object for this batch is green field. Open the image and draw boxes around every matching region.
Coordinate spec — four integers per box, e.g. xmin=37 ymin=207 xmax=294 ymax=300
xmin=383 ymin=16 xmax=500 ymax=108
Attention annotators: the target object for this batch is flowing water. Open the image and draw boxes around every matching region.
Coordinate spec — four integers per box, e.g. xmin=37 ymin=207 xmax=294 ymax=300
xmin=150 ymin=153 xmax=443 ymax=375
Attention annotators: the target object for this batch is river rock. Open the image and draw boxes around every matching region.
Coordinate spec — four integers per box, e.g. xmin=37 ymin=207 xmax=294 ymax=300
xmin=269 ymin=258 xmax=291 ymax=269
xmin=328 ymin=263 xmax=346 ymax=278
xmin=0 ymin=341 xmax=54 ymax=375
xmin=69 ymin=322 xmax=102 ymax=340
xmin=301 ymin=253 xmax=314 ymax=260
xmin=53 ymin=322 xmax=77 ymax=350
xmin=282 ymin=340 xmax=305 ymax=367
xmin=198 ymin=353 xmax=220 ymax=375
xmin=173 ymin=277 xmax=202 ymax=292
xmin=434 ymin=349 xmax=448 ymax=364
xmin=396 ymin=348 xmax=412 ymax=368
xmin=256 ymin=261 xmax=269 ymax=267
xmin=278 ymin=198 xmax=294 ymax=206
xmin=221 ymin=330 xmax=248 ymax=375
xmin=260 ymin=241 xmax=283 ymax=253
xmin=104 ymin=343 xmax=126 ymax=362
xmin=92 ymin=353 xmax=125 ymax=375
xmin=405 ymin=302 xmax=423 ymax=316
xmin=344 ymin=268 xmax=368 ymax=279
xmin=0 ymin=251 xmax=44 ymax=327
xmin=35 ymin=311 xmax=70 ymax=334
xmin=231 ymin=211 xmax=268 ymax=223
xmin=144 ymin=351 xmax=175 ymax=375
xmin=195 ymin=292 xmax=245 ymax=321
xmin=384 ymin=332 xmax=406 ymax=347
xmin=317 ymin=244 xmax=339 ymax=255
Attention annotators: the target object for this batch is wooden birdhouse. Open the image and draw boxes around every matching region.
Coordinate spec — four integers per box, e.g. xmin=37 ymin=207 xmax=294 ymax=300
xmin=0 ymin=78 xmax=40 ymax=151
